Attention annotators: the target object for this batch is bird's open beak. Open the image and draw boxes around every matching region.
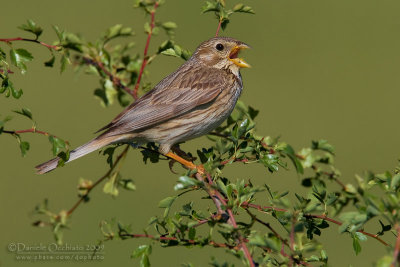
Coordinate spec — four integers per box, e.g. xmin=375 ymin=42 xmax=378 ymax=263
xmin=228 ymin=44 xmax=251 ymax=68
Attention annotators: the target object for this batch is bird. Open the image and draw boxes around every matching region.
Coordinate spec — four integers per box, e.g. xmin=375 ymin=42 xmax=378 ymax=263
xmin=35 ymin=37 xmax=250 ymax=174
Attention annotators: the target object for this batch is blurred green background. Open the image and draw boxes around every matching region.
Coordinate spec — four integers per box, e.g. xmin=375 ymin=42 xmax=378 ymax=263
xmin=1 ymin=0 xmax=399 ymax=266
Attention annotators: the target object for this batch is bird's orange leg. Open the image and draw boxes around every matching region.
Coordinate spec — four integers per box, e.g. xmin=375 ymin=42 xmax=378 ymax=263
xmin=165 ymin=151 xmax=204 ymax=175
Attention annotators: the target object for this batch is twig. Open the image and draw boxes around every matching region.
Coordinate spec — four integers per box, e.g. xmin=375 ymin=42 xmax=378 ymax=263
xmin=288 ymin=214 xmax=297 ymax=267
xmin=0 ymin=69 xmax=14 ymax=74
xmin=64 ymin=145 xmax=130 ymax=217
xmin=305 ymin=214 xmax=389 ymax=246
xmin=242 ymin=202 xmax=288 ymax=212
xmin=3 ymin=127 xmax=55 ymax=137
xmin=215 ymin=19 xmax=222 ymax=37
xmin=208 ymin=131 xmax=247 ymax=141
xmin=220 ymin=157 xmax=249 ymax=166
xmin=391 ymin=224 xmax=400 ymax=267
xmin=244 ymin=202 xmax=389 ymax=247
xmin=195 ymin=172 xmax=255 ymax=267
xmin=246 ymin=209 xmax=289 ymax=246
xmin=82 ymin=56 xmax=134 ymax=97
xmin=133 ymin=1 xmax=159 ymax=100
xmin=119 ymin=233 xmax=232 ymax=249
xmin=0 ymin=37 xmax=60 ymax=50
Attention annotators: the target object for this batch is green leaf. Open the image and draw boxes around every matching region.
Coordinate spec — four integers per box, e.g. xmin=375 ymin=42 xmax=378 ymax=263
xmin=233 ymin=3 xmax=255 ymax=14
xmin=162 ymin=22 xmax=177 ymax=29
xmin=44 ymin=55 xmax=55 ymax=67
xmin=376 ymin=255 xmax=393 ymax=267
xmin=56 ymin=151 xmax=70 ymax=167
xmin=19 ymin=141 xmax=30 ymax=157
xmin=103 ymin=172 xmax=119 ymax=197
xmin=174 ymin=176 xmax=202 ymax=190
xmin=202 ymin=1 xmax=220 ymax=13
xmin=103 ymin=146 xmax=117 ymax=167
xmin=188 ymin=227 xmax=196 ymax=240
xmin=132 ymin=244 xmax=151 ymax=258
xmin=352 ymin=234 xmax=361 ymax=255
xmin=158 ymin=196 xmax=177 ymax=209
xmin=390 ymin=174 xmax=400 ymax=189
xmin=284 ymin=144 xmax=304 ymax=174
xmin=18 ymin=19 xmax=43 ymax=38
xmin=119 ymin=179 xmax=136 ymax=191
xmin=13 ymin=108 xmax=33 ymax=120
xmin=106 ymin=24 xmax=123 ymax=39
xmin=16 ymin=48 xmax=33 ymax=61
xmin=159 ymin=195 xmax=178 ymax=218
xmin=10 ymin=49 xmax=33 ymax=74
xmin=132 ymin=244 xmax=152 ymax=267
xmin=312 ymin=140 xmax=335 ymax=154
xmin=53 ymin=25 xmax=65 ymax=41
xmin=11 ymin=86 xmax=23 ymax=99
xmin=261 ymin=153 xmax=279 ymax=172
xmin=354 ymin=232 xmax=367 ymax=242
xmin=117 ymin=90 xmax=130 ymax=107
xmin=104 ymin=79 xmax=117 ymax=105
xmin=64 ymin=32 xmax=83 ymax=51
xmin=60 ymin=54 xmax=69 ymax=73
xmin=248 ymin=106 xmax=259 ymax=120
xmin=48 ymin=136 xmax=66 ymax=156
xmin=161 ymin=48 xmax=179 ymax=57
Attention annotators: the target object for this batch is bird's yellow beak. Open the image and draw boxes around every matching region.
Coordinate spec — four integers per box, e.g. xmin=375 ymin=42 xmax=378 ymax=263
xmin=228 ymin=44 xmax=251 ymax=68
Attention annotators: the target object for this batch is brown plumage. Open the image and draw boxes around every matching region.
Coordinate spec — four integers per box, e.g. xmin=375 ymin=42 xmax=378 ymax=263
xmin=35 ymin=37 xmax=250 ymax=174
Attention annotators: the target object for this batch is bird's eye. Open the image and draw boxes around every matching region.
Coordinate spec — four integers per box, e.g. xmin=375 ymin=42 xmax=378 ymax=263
xmin=215 ymin=43 xmax=224 ymax=51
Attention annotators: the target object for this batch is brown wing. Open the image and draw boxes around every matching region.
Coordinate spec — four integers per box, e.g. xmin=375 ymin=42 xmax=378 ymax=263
xmin=97 ymin=63 xmax=226 ymax=136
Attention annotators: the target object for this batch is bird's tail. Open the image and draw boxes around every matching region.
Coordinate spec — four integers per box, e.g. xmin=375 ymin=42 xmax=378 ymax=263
xmin=35 ymin=135 xmax=117 ymax=174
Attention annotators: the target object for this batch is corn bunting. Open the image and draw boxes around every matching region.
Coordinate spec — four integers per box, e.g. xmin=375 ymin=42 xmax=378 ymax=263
xmin=36 ymin=37 xmax=250 ymax=174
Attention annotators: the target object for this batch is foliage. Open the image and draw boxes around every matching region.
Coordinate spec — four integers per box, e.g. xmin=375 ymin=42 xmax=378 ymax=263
xmin=1 ymin=1 xmax=399 ymax=266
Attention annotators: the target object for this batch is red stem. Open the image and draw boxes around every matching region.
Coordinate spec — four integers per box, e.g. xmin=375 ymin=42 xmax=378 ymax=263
xmin=215 ymin=19 xmax=222 ymax=37
xmin=0 ymin=37 xmax=60 ymax=50
xmin=82 ymin=57 xmax=134 ymax=97
xmin=220 ymin=158 xmax=249 ymax=166
xmin=290 ymin=214 xmax=296 ymax=251
xmin=391 ymin=224 xmax=400 ymax=267
xmin=3 ymin=127 xmax=59 ymax=138
xmin=133 ymin=1 xmax=159 ymax=100
xmin=199 ymin=173 xmax=255 ymax=267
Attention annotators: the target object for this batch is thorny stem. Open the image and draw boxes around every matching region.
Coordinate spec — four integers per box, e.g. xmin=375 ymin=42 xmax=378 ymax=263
xmin=391 ymin=224 xmax=400 ymax=267
xmin=119 ymin=233 xmax=232 ymax=249
xmin=82 ymin=56 xmax=134 ymax=97
xmin=133 ymin=1 xmax=159 ymax=100
xmin=0 ymin=37 xmax=61 ymax=50
xmin=308 ymin=214 xmax=389 ymax=246
xmin=195 ymin=172 xmax=255 ymax=267
xmin=64 ymin=145 xmax=130 ymax=217
xmin=243 ymin=202 xmax=389 ymax=247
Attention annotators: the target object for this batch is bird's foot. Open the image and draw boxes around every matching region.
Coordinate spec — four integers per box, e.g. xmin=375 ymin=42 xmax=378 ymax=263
xmin=165 ymin=151 xmax=204 ymax=175
xmin=171 ymin=145 xmax=197 ymax=162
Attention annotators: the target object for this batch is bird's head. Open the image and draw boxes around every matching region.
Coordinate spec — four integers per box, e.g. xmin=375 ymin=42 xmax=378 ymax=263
xmin=193 ymin=37 xmax=250 ymax=73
